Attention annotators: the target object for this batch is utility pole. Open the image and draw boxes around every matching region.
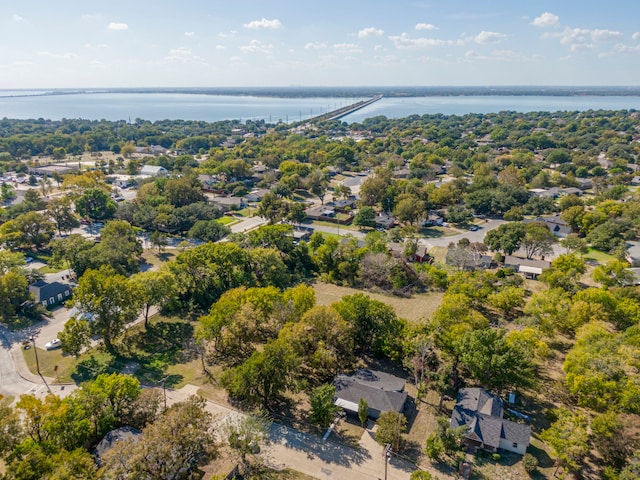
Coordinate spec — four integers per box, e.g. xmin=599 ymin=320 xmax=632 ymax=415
xmin=161 ymin=376 xmax=168 ymax=411
xmin=30 ymin=335 xmax=51 ymax=394
xmin=383 ymin=444 xmax=391 ymax=480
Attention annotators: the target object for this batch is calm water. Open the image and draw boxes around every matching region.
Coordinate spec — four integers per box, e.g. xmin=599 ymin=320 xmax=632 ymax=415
xmin=0 ymin=93 xmax=360 ymax=123
xmin=340 ymin=95 xmax=640 ymax=123
xmin=1 ymin=92 xmax=640 ymax=123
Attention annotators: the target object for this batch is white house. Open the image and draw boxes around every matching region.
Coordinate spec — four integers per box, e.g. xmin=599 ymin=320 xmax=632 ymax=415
xmin=140 ymin=165 xmax=168 ymax=177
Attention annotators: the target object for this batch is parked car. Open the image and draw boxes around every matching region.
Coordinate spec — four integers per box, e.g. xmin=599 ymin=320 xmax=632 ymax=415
xmin=25 ymin=256 xmax=34 ymax=263
xmin=45 ymin=339 xmax=61 ymax=350
xmin=468 ymin=225 xmax=480 ymax=231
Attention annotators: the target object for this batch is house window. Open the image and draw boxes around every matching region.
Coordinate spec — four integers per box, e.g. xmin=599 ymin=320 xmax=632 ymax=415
xmin=57 ymin=294 xmax=63 ymax=301
xmin=41 ymin=301 xmax=47 ymax=307
xmin=49 ymin=297 xmax=54 ymax=304
xmin=512 ymin=442 xmax=518 ymax=448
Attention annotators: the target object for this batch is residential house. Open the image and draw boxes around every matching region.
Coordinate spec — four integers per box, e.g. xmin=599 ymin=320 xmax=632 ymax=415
xmin=333 ymin=198 xmax=356 ymax=212
xmin=29 ymin=281 xmax=73 ymax=308
xmin=135 ymin=145 xmax=168 ymax=156
xmin=198 ymin=174 xmax=220 ymax=192
xmin=245 ymin=189 xmax=271 ymax=203
xmin=503 ymin=256 xmax=551 ymax=279
xmin=94 ymin=427 xmax=142 ymax=466
xmin=525 ymin=215 xmax=572 ymax=238
xmin=140 ymin=165 xmax=168 ymax=177
xmin=374 ymin=212 xmax=397 ymax=230
xmin=451 ymin=388 xmax=531 ymax=455
xmin=414 ymin=246 xmax=432 ymax=264
xmin=626 ymin=241 xmax=640 ymax=267
xmin=210 ymin=195 xmax=246 ymax=212
xmin=333 ymin=369 xmax=408 ymax=420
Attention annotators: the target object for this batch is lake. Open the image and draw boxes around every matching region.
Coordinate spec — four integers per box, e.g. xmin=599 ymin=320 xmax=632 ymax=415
xmin=1 ymin=91 xmax=640 ymax=123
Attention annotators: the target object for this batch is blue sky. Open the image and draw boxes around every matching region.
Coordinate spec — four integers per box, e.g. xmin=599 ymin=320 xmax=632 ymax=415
xmin=1 ymin=1 xmax=639 ymax=88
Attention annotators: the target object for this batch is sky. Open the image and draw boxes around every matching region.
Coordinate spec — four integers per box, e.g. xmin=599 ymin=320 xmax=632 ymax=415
xmin=1 ymin=0 xmax=640 ymax=89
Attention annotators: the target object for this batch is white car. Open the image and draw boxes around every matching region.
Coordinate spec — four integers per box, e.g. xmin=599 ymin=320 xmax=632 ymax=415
xmin=45 ymin=339 xmax=62 ymax=350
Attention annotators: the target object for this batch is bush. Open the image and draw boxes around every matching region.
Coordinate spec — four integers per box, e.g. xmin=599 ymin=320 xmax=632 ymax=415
xmin=410 ymin=471 xmax=433 ymax=480
xmin=492 ymin=453 xmax=501 ymax=462
xmin=522 ymin=453 xmax=539 ymax=473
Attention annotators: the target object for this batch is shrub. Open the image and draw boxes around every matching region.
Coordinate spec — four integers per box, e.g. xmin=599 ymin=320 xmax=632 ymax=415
xmin=492 ymin=453 xmax=501 ymax=462
xmin=522 ymin=453 xmax=539 ymax=473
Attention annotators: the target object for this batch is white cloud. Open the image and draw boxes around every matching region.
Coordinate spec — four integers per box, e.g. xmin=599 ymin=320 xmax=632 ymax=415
xmin=388 ymin=32 xmax=463 ymax=49
xmin=614 ymin=43 xmax=640 ymax=54
xmin=218 ymin=30 xmax=237 ymax=38
xmin=633 ymin=32 xmax=640 ymax=41
xmin=243 ymin=18 xmax=281 ymax=29
xmin=358 ymin=27 xmax=384 ymax=38
xmin=531 ymin=12 xmax=559 ymax=28
xmin=333 ymin=43 xmax=362 ymax=54
xmin=12 ymin=14 xmax=25 ymax=23
xmin=107 ymin=22 xmax=128 ymax=30
xmin=215 ymin=45 xmax=225 ymax=50
xmin=415 ymin=23 xmax=438 ymax=31
xmin=165 ymin=47 xmax=204 ymax=63
xmin=184 ymin=32 xmax=195 ymax=37
xmin=590 ymin=29 xmax=622 ymax=42
xmin=84 ymin=43 xmax=108 ymax=49
xmin=304 ymin=42 xmax=327 ymax=50
xmin=38 ymin=51 xmax=77 ymax=60
xmin=239 ymin=39 xmax=273 ymax=54
xmin=474 ymin=31 xmax=507 ymax=44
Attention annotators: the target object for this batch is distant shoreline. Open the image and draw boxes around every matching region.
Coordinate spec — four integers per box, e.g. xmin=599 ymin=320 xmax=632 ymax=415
xmin=2 ymin=86 xmax=640 ymax=99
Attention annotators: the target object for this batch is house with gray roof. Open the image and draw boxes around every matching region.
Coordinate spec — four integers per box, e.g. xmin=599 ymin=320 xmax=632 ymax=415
xmin=451 ymin=388 xmax=530 ymax=455
xmin=333 ymin=369 xmax=407 ymax=420
xmin=29 ymin=281 xmax=73 ymax=308
xmin=503 ymin=256 xmax=551 ymax=279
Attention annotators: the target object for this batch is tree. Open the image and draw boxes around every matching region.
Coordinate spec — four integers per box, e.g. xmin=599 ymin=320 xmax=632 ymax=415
xmin=164 ymin=176 xmax=205 ymax=207
xmin=459 ymin=328 xmax=535 ymax=391
xmin=487 ymin=286 xmax=525 ymax=319
xmin=187 ymin=219 xmax=230 ymax=243
xmin=46 ymin=196 xmax=79 ymax=235
xmin=592 ymin=260 xmax=634 ymax=287
xmin=71 ymin=266 xmax=143 ymax=353
xmin=541 ymin=409 xmax=589 ymax=474
xmin=353 ymin=206 xmax=376 ymax=229
xmin=149 ymin=230 xmax=168 ymax=253
xmin=49 ymin=234 xmax=94 ymax=277
xmin=130 ymin=269 xmax=177 ymax=328
xmin=101 ymin=395 xmax=217 ymax=479
xmin=91 ymin=220 xmax=143 ymax=275
xmin=0 ymin=403 xmax=23 ymax=458
xmin=223 ymin=414 xmax=269 ymax=472
xmin=59 ymin=317 xmax=92 ymax=358
xmin=521 ymin=221 xmax=555 ymax=258
xmin=394 ymin=194 xmax=426 ymax=225
xmin=358 ymin=398 xmax=369 ymax=426
xmin=560 ymin=235 xmax=588 ymax=255
xmin=0 ymin=211 xmax=55 ymax=250
xmin=75 ymin=188 xmax=117 ymax=221
xmin=0 ymin=271 xmax=29 ymax=321
xmin=309 ymin=384 xmax=340 ymax=429
xmin=375 ymin=411 xmax=407 ymax=451
xmin=484 ymin=222 xmax=526 ymax=255
xmin=445 ymin=205 xmax=473 ymax=225
xmin=221 ymin=338 xmax=299 ymax=409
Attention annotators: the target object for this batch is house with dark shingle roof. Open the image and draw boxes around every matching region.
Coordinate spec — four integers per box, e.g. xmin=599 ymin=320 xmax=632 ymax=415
xmin=333 ymin=369 xmax=407 ymax=420
xmin=29 ymin=281 xmax=73 ymax=308
xmin=451 ymin=388 xmax=530 ymax=455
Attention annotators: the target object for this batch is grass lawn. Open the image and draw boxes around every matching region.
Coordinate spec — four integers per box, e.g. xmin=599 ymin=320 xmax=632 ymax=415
xmin=38 ymin=264 xmax=66 ymax=274
xmin=22 ymin=345 xmax=108 ymax=384
xmin=140 ymin=250 xmax=174 ymax=270
xmin=313 ymin=281 xmax=443 ymax=323
xmin=234 ymin=207 xmax=253 ymax=217
xmin=308 ymin=220 xmax=358 ymax=231
xmin=216 ymin=216 xmax=240 ymax=226
xmin=584 ymin=248 xmax=617 ymax=264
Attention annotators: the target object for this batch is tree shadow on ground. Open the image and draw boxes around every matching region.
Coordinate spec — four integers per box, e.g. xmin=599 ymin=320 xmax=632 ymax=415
xmin=267 ymin=423 xmax=372 ymax=469
xmin=528 ymin=443 xmax=554 ymax=469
